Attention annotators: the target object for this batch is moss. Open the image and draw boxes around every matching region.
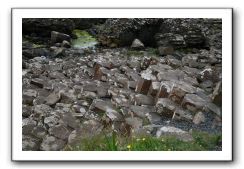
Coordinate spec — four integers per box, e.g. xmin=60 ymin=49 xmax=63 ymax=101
xmin=71 ymin=29 xmax=98 ymax=49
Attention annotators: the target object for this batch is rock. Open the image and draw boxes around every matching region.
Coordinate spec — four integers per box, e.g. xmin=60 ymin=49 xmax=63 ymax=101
xmin=30 ymin=78 xmax=45 ymax=88
xmin=49 ymin=124 xmax=71 ymax=140
xmin=46 ymin=61 xmax=63 ymax=72
xmin=135 ymin=69 xmax=156 ymax=95
xmin=134 ymin=94 xmax=154 ymax=106
xmin=44 ymin=114 xmax=60 ymax=128
xmin=149 ymin=63 xmax=172 ymax=75
xmin=82 ymin=81 xmax=97 ymax=92
xmin=157 ymin=69 xmax=186 ymax=82
xmin=72 ymin=105 xmax=87 ymax=115
xmin=22 ymin=104 xmax=32 ymax=117
xmin=90 ymin=99 xmax=123 ymax=121
xmin=61 ymin=40 xmax=71 ymax=48
xmin=148 ymin=81 xmax=160 ymax=97
xmin=156 ymin=126 xmax=193 ymax=142
xmin=182 ymin=94 xmax=207 ymax=112
xmin=22 ymin=48 xmax=50 ymax=59
xmin=112 ymin=96 xmax=130 ymax=108
xmin=156 ymin=81 xmax=174 ymax=99
xmin=40 ymin=135 xmax=66 ymax=151
xmin=22 ymin=135 xmax=41 ymax=151
xmin=93 ymin=66 xmax=111 ymax=81
xmin=156 ymin=98 xmax=178 ymax=118
xmin=59 ymin=89 xmax=77 ymax=104
xmin=61 ymin=113 xmax=80 ymax=129
xmin=97 ymin=84 xmax=109 ymax=98
xmin=211 ymin=81 xmax=222 ymax=107
xmin=45 ymin=92 xmax=61 ymax=106
xmin=33 ymin=104 xmax=52 ymax=119
xmin=125 ymin=117 xmax=143 ymax=129
xmin=184 ymin=29 xmax=205 ymax=47
xmin=51 ymin=31 xmax=71 ymax=44
xmin=200 ymin=80 xmax=213 ymax=92
xmin=155 ymin=33 xmax=186 ymax=48
xmin=23 ymin=89 xmax=37 ymax=105
xmin=172 ymin=108 xmax=193 ymax=122
xmin=146 ymin=112 xmax=162 ymax=124
xmin=22 ymin=118 xmax=37 ymax=135
xmin=193 ymin=112 xmax=206 ymax=125
xmin=97 ymin=18 xmax=162 ymax=47
xmin=205 ymin=102 xmax=221 ymax=117
xmin=68 ymin=120 xmax=103 ymax=146
xmin=49 ymin=71 xmax=66 ymax=79
xmin=129 ymin=105 xmax=152 ymax=118
xmin=31 ymin=126 xmax=47 ymax=139
xmin=131 ymin=39 xmax=144 ymax=49
xmin=23 ymin=19 xmax=76 ymax=37
xmin=127 ymin=81 xmax=137 ymax=89
xmin=51 ymin=47 xmax=66 ymax=58
xmin=169 ymin=81 xmax=196 ymax=104
xmin=106 ymin=108 xmax=123 ymax=121
xmin=158 ymin=46 xmax=174 ymax=55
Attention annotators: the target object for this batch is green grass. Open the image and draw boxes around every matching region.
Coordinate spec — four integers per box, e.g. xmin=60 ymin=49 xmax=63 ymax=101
xmin=64 ymin=130 xmax=221 ymax=151
xmin=127 ymin=48 xmax=159 ymax=57
xmin=127 ymin=50 xmax=144 ymax=57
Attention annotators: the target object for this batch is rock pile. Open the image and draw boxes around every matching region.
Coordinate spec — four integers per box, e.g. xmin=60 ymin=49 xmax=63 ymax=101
xmin=22 ymin=18 xmax=222 ymax=151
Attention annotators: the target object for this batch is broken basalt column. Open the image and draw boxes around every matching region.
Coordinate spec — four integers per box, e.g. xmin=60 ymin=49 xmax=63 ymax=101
xmin=148 ymin=81 xmax=160 ymax=97
xmin=182 ymin=94 xmax=207 ymax=112
xmin=156 ymin=98 xmax=178 ymax=118
xmin=156 ymin=81 xmax=174 ymax=100
xmin=135 ymin=69 xmax=156 ymax=95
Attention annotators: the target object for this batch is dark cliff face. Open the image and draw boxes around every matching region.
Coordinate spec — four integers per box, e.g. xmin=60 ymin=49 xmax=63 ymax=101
xmin=96 ymin=18 xmax=222 ymax=50
xmin=22 ymin=18 xmax=106 ymax=37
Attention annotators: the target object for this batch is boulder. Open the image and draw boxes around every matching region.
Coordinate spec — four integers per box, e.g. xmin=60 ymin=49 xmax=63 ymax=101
xmin=182 ymin=94 xmax=207 ymax=112
xmin=129 ymin=105 xmax=152 ymax=118
xmin=131 ymin=39 xmax=144 ymax=49
xmin=61 ymin=40 xmax=71 ymax=48
xmin=30 ymin=78 xmax=45 ymax=88
xmin=134 ymin=94 xmax=154 ymax=106
xmin=45 ymin=92 xmax=61 ymax=106
xmin=23 ymin=89 xmax=37 ymax=105
xmin=22 ymin=135 xmax=41 ymax=151
xmin=40 ymin=135 xmax=66 ymax=151
xmin=156 ymin=126 xmax=193 ymax=142
xmin=49 ymin=124 xmax=71 ymax=140
xmin=31 ymin=126 xmax=47 ymax=139
xmin=90 ymin=99 xmax=123 ymax=121
xmin=125 ymin=117 xmax=143 ymax=129
xmin=193 ymin=111 xmax=206 ymax=125
xmin=51 ymin=31 xmax=71 ymax=44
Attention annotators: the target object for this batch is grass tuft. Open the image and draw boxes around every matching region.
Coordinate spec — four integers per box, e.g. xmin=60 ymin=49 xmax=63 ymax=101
xmin=64 ymin=130 xmax=221 ymax=151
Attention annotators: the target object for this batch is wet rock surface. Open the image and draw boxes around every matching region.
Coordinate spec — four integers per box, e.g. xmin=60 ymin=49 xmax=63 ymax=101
xmin=22 ymin=18 xmax=222 ymax=151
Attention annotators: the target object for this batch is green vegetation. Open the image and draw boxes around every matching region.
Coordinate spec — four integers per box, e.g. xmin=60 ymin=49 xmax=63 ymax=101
xmin=71 ymin=29 xmax=98 ymax=49
xmin=127 ymin=50 xmax=145 ymax=57
xmin=64 ymin=130 xmax=221 ymax=151
xmin=127 ymin=47 xmax=158 ymax=57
